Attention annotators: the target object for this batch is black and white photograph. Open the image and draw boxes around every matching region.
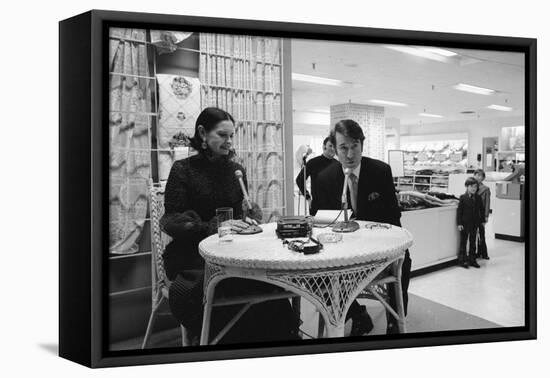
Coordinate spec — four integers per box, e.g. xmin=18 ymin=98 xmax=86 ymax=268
xmin=34 ymin=0 xmax=549 ymax=371
xmin=104 ymin=23 xmax=531 ymax=353
xmin=7 ymin=0 xmax=550 ymax=372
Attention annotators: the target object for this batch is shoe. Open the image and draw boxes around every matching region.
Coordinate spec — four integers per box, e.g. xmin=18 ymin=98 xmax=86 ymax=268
xmin=350 ymin=305 xmax=374 ymax=336
xmin=470 ymin=261 xmax=481 ymax=268
xmin=461 ymin=262 xmax=469 ymax=269
xmin=481 ymin=255 xmax=490 ymax=260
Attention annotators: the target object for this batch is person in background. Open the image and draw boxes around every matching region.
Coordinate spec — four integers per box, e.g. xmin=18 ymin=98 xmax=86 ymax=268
xmin=295 ymin=136 xmax=338 ymax=215
xmin=457 ymin=177 xmax=484 ymax=269
xmin=474 ymin=169 xmax=490 ymax=260
xmin=315 ymin=119 xmax=412 ymax=335
xmin=161 ymin=107 xmax=299 ymax=345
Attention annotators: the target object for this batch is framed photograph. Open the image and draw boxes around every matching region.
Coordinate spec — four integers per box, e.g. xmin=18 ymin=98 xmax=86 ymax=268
xmin=59 ymin=9 xmax=536 ymax=368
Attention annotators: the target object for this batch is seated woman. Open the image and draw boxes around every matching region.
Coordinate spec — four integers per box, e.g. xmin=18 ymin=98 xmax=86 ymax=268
xmin=161 ymin=107 xmax=299 ymax=345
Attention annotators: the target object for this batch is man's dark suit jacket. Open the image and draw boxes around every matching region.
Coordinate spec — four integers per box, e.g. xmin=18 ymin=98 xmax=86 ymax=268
xmin=295 ymin=155 xmax=339 ymax=215
xmin=457 ymin=193 xmax=484 ymax=229
xmin=315 ymin=156 xmax=412 ymax=320
xmin=314 ymin=157 xmax=401 ymax=227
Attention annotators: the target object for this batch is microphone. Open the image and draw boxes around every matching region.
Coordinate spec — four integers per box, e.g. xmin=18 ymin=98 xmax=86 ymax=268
xmin=235 ymin=170 xmax=252 ymax=208
xmin=341 ymin=167 xmax=351 ymax=206
xmin=302 ymin=147 xmax=313 ymax=161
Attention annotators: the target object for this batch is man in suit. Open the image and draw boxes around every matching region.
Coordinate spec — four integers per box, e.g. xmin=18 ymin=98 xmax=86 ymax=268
xmin=295 ymin=136 xmax=339 ymax=215
xmin=315 ymin=119 xmax=412 ymax=335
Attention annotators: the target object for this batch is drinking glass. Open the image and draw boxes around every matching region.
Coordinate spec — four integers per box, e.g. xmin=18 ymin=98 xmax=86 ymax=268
xmin=216 ymin=207 xmax=234 ymax=242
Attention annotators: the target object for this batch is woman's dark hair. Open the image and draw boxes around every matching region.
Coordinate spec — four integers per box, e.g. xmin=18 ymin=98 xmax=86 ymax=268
xmin=323 ymin=136 xmax=332 ymax=147
xmin=189 ymin=107 xmax=235 ymax=151
xmin=465 ymin=177 xmax=478 ymax=187
xmin=473 ymin=169 xmax=486 ymax=179
xmin=329 ymin=119 xmax=365 ymax=147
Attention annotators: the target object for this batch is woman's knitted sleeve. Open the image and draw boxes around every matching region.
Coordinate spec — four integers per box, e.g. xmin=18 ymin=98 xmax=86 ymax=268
xmin=160 ymin=160 xmax=217 ymax=240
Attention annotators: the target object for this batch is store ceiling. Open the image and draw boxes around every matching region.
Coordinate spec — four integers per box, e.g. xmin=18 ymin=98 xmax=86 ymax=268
xmin=291 ymin=39 xmax=525 ymax=131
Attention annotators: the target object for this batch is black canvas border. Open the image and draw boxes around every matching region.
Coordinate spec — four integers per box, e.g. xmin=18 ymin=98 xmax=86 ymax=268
xmin=59 ymin=11 xmax=93 ymax=367
xmin=58 ymin=9 xmax=536 ymax=368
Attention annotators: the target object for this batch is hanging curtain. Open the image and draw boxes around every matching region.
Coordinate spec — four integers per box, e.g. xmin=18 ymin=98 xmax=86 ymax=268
xmin=108 ymin=28 xmax=152 ymax=254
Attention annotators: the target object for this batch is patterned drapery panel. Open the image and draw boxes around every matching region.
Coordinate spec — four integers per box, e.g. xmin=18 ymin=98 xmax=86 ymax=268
xmin=109 ymin=28 xmax=152 ymax=254
xmin=156 ymin=74 xmax=202 ymax=181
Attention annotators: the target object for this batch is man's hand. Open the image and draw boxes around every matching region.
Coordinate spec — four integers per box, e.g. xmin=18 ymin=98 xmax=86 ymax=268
xmin=242 ymin=200 xmax=263 ymax=223
xmin=458 ymin=225 xmax=464 ymax=231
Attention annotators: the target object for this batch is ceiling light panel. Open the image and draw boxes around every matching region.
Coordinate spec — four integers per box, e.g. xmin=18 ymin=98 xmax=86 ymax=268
xmin=292 ymin=73 xmax=345 ymax=86
xmin=487 ymin=104 xmax=513 ymax=111
xmin=369 ymin=99 xmax=409 ymax=107
xmin=419 ymin=112 xmax=444 ymax=118
xmin=453 ymin=83 xmax=496 ymax=95
xmin=384 ymin=45 xmax=449 ymax=62
xmin=421 ymin=47 xmax=458 ymax=57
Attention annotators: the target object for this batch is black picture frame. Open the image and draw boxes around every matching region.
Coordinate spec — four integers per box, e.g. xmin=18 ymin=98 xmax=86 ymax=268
xmin=59 ymin=9 xmax=537 ymax=368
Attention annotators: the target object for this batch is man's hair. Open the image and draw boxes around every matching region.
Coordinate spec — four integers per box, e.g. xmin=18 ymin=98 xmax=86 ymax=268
xmin=322 ymin=136 xmax=331 ymax=147
xmin=329 ymin=119 xmax=365 ymax=147
xmin=473 ymin=169 xmax=486 ymax=179
xmin=465 ymin=177 xmax=478 ymax=187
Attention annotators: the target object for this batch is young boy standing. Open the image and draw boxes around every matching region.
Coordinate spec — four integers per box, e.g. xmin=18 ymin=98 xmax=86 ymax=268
xmin=457 ymin=177 xmax=484 ymax=269
xmin=474 ymin=169 xmax=491 ymax=259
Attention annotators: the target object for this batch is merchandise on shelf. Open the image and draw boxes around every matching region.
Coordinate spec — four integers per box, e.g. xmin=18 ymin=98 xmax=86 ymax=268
xmin=199 ymin=33 xmax=285 ymax=222
xmin=397 ymin=190 xmax=459 ymax=211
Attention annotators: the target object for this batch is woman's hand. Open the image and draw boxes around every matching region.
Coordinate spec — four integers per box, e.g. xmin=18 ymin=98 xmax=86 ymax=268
xmin=229 ymin=219 xmax=251 ymax=233
xmin=242 ymin=200 xmax=263 ymax=223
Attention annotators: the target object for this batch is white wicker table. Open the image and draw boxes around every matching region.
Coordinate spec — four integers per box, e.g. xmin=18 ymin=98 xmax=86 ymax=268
xmin=198 ymin=221 xmax=413 ymax=344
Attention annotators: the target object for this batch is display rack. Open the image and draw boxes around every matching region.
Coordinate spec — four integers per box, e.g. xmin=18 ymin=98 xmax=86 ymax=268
xmin=394 ymin=174 xmax=449 ymax=193
xmin=108 ymin=30 xmax=288 ymax=260
xmin=199 ymin=33 xmax=286 ymax=222
xmin=107 ymin=29 xmax=289 ymax=345
xmin=495 ymin=151 xmax=525 ymax=172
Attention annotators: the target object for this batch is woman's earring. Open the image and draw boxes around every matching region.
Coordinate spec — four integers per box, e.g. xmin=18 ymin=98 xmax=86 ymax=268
xmin=201 ymin=140 xmax=207 ymax=149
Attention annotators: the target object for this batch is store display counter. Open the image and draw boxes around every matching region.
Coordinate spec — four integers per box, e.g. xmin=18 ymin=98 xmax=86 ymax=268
xmin=493 ymin=182 xmax=524 ymax=242
xmin=401 ymin=205 xmax=459 ymax=273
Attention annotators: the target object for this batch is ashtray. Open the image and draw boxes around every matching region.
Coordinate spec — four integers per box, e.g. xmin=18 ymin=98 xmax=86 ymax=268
xmin=317 ymin=232 xmax=343 ymax=243
xmin=364 ymin=222 xmax=392 ymax=230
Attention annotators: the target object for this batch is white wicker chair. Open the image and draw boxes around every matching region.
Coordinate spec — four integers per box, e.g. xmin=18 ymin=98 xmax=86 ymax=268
xmin=143 ymin=182 xmax=302 ymax=346
xmin=141 ymin=183 xmax=187 ymax=349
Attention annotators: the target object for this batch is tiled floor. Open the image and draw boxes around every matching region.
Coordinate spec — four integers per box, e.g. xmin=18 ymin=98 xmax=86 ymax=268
xmin=297 ymin=216 xmax=525 ymax=337
xmin=408 ymin=218 xmax=525 ymax=327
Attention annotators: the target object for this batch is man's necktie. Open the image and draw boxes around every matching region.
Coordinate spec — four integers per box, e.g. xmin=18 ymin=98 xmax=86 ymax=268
xmin=349 ymin=172 xmax=358 ymax=213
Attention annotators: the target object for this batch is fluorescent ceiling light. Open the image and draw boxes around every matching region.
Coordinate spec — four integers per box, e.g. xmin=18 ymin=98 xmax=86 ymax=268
xmin=487 ymin=104 xmax=513 ymax=111
xmin=419 ymin=112 xmax=444 ymax=118
xmin=310 ymin=108 xmax=330 ymax=114
xmin=421 ymin=47 xmax=457 ymax=57
xmin=292 ymin=73 xmax=345 ymax=86
xmin=369 ymin=99 xmax=409 ymax=107
xmin=453 ymin=83 xmax=496 ymax=95
xmin=384 ymin=45 xmax=449 ymax=62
